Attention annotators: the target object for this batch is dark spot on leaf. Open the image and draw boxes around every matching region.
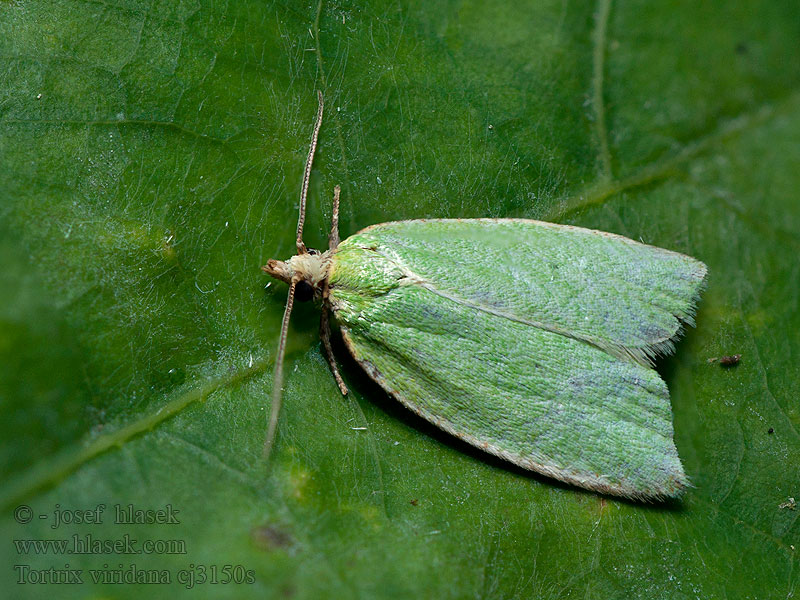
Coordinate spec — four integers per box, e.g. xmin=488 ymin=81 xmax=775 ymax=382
xmin=251 ymin=524 xmax=294 ymax=552
xmin=410 ymin=499 xmax=419 ymax=506
xmin=768 ymin=427 xmax=774 ymax=434
xmin=735 ymin=41 xmax=747 ymax=54
xmin=719 ymin=354 xmax=741 ymax=367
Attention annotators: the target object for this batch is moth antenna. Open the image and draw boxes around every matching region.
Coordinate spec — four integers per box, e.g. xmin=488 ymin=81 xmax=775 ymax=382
xmin=296 ymin=90 xmax=324 ymax=255
xmin=329 ymin=184 xmax=341 ymax=249
xmin=264 ymin=279 xmax=298 ymax=460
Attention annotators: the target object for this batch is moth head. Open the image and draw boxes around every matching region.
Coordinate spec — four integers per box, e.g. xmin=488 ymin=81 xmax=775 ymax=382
xmin=261 ymin=248 xmax=330 ymax=302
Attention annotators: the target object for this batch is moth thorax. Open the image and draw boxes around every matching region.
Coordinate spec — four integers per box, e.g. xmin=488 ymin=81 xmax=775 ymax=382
xmin=262 ymin=250 xmax=331 ymax=301
xmin=288 ymin=251 xmax=331 ymax=288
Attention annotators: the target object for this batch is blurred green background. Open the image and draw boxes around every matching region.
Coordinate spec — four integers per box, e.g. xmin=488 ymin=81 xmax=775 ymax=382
xmin=1 ymin=0 xmax=798 ymax=598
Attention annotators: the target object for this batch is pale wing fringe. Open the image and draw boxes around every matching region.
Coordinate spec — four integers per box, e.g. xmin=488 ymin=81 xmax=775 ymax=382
xmin=628 ymin=265 xmax=707 ymax=364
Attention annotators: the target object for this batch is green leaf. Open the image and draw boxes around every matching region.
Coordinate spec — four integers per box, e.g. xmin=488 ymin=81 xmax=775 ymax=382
xmin=1 ymin=0 xmax=797 ymax=598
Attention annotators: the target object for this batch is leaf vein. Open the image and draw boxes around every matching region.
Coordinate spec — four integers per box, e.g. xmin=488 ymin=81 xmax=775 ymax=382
xmin=549 ymin=89 xmax=800 ymax=220
xmin=591 ymin=0 xmax=613 ymax=179
xmin=0 ymin=357 xmax=270 ymax=510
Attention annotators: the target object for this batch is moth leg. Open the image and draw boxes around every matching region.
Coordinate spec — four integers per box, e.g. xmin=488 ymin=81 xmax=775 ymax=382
xmin=321 ymin=304 xmax=348 ymax=395
xmin=328 ymin=184 xmax=341 ymax=250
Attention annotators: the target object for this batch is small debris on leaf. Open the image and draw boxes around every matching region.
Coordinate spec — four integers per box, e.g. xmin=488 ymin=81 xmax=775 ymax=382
xmin=707 ymin=354 xmax=742 ymax=367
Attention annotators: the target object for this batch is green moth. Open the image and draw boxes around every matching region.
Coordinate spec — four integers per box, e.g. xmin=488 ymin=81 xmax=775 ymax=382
xmin=263 ymin=92 xmax=707 ymax=501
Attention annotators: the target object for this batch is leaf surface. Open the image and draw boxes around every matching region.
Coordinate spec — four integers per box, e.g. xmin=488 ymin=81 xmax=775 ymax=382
xmin=1 ymin=1 xmax=798 ymax=598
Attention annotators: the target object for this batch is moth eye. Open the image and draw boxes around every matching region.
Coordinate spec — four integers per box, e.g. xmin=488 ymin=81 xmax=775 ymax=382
xmin=308 ymin=248 xmax=319 ymax=255
xmin=295 ymin=280 xmax=314 ymax=302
